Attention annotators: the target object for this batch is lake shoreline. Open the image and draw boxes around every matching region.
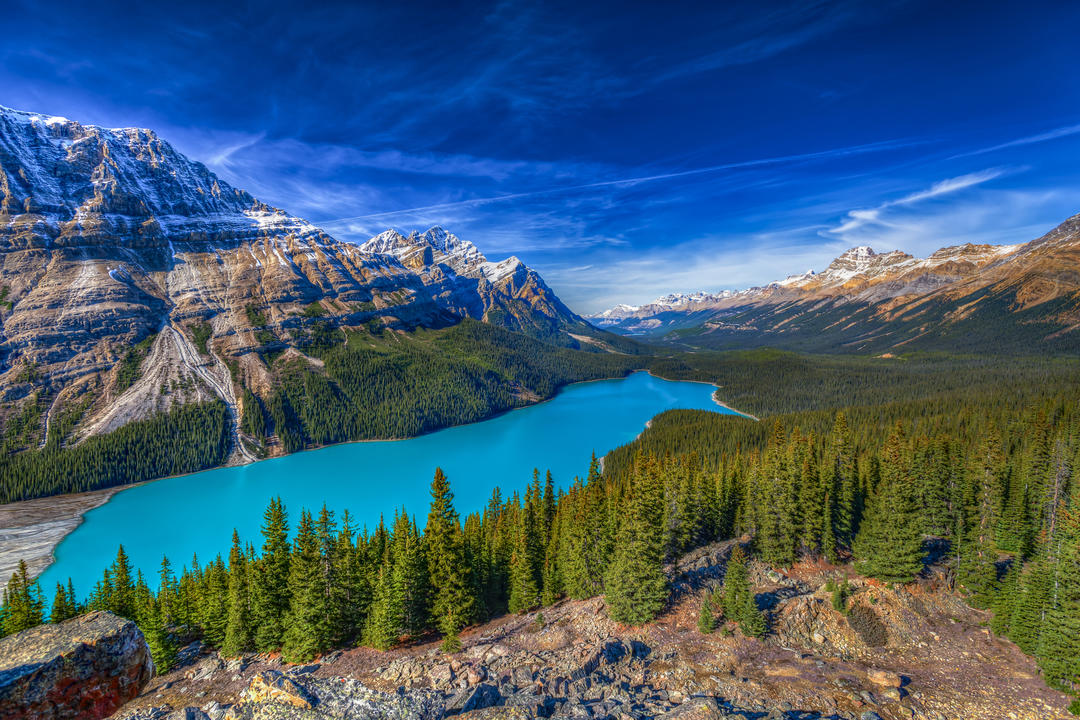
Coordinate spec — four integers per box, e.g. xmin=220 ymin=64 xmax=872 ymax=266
xmin=17 ymin=370 xmax=747 ymax=591
xmin=0 ymin=486 xmax=137 ymax=593
xmin=2 ymin=372 xmax=641 ymax=588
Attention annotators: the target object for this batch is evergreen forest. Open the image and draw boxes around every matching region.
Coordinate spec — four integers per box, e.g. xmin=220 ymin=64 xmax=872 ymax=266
xmin=3 ymin=347 xmax=1078 ymax=708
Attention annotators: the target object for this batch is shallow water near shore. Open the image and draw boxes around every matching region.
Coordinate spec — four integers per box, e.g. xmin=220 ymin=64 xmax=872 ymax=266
xmin=39 ymin=371 xmax=735 ymax=596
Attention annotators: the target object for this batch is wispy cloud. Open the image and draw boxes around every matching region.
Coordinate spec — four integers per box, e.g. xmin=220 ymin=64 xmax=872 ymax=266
xmin=556 ymin=186 xmax=1080 ymax=314
xmin=314 ymin=138 xmax=922 ymax=227
xmin=954 ymin=122 xmax=1080 ymax=158
xmin=652 ymin=1 xmax=859 ymax=83
xmin=827 ymin=168 xmax=1009 ymax=236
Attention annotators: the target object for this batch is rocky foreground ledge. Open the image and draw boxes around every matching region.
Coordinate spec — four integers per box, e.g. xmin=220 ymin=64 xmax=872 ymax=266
xmin=108 ymin=541 xmax=1071 ymax=720
xmin=1 ymin=542 xmax=1071 ymax=720
xmin=0 ymin=611 xmax=153 ymax=719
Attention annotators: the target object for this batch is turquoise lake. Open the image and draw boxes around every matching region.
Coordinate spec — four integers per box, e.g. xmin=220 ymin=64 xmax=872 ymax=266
xmin=39 ymin=371 xmax=735 ymax=596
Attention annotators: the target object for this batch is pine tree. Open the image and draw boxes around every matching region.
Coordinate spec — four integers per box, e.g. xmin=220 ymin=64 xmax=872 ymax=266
xmin=542 ymin=469 xmax=556 ymax=548
xmin=2 ymin=560 xmax=44 ymax=635
xmin=509 ymin=475 xmax=543 ymax=612
xmin=821 ymin=490 xmax=838 ymax=563
xmin=252 ymin=497 xmax=290 ymax=652
xmin=541 ymin=517 xmax=562 ymax=606
xmin=990 ymin=560 xmax=1021 ymax=636
xmin=854 ymin=426 xmax=925 ymax=583
xmin=1038 ymin=479 xmax=1080 ymax=694
xmin=958 ymin=434 xmax=1005 ymax=606
xmin=283 ymin=510 xmax=327 ymax=662
xmin=697 ymin=592 xmax=715 ymax=634
xmin=755 ymin=422 xmax=798 ymax=567
xmin=1009 ymin=558 xmax=1051 ymax=655
xmin=200 ymin=556 xmax=229 ymax=647
xmin=50 ymin=581 xmax=76 ymax=623
xmin=826 ymin=412 xmax=857 ymax=547
xmin=222 ymin=530 xmax=252 ymax=657
xmin=330 ymin=509 xmax=368 ymax=646
xmin=363 ymin=560 xmax=403 ymax=650
xmin=425 ymin=468 xmax=475 ymax=651
xmin=395 ymin=513 xmax=430 ymax=638
xmin=737 ymin=582 xmax=767 ymax=638
xmin=157 ymin=557 xmax=176 ymax=626
xmin=109 ymin=545 xmax=136 ymax=619
xmin=604 ymin=458 xmax=668 ymax=625
xmin=141 ymin=596 xmax=176 ymax=674
xmin=997 ymin=474 xmax=1031 ymax=555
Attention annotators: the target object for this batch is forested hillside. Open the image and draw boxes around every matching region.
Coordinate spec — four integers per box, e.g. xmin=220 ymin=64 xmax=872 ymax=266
xmin=251 ymin=319 xmax=641 ymax=453
xmin=4 ymin=350 xmax=1077 ymax=710
xmin=0 ymin=320 xmax=641 ymax=503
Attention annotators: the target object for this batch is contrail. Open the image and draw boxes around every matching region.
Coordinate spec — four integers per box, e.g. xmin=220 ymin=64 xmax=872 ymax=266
xmin=314 ymin=138 xmax=922 ymax=226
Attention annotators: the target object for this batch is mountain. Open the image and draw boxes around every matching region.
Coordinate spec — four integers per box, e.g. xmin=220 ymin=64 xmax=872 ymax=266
xmin=590 ymin=219 xmax=1080 ymax=353
xmin=0 ymin=107 xmax=617 ymax=467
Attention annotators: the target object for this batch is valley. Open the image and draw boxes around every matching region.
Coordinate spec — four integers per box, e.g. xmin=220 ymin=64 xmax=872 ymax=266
xmin=32 ymin=371 xmax=732 ymax=599
xmin=1 ymin=98 xmax=1079 ymax=720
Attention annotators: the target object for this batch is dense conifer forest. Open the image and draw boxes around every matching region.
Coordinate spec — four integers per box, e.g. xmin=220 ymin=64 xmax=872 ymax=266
xmin=254 ymin=320 xmax=640 ymax=450
xmin=0 ymin=321 xmax=640 ymax=502
xmin=3 ymin=349 xmax=1078 ymax=710
xmin=0 ymin=402 xmax=231 ymax=503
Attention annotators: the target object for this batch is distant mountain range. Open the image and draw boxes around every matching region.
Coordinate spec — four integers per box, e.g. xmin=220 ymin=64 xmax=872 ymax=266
xmin=590 ymin=221 xmax=1080 ymax=353
xmin=0 ymin=106 xmax=608 ymax=454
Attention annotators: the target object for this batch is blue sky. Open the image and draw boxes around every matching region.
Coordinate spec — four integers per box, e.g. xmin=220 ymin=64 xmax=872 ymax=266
xmin=4 ymin=0 xmax=1080 ymax=313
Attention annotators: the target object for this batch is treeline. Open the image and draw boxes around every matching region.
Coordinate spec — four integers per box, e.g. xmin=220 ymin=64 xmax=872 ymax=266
xmin=3 ymin=381 xmax=1077 ymax=706
xmin=2 ymin=354 xmax=1078 ymax=706
xmin=0 ymin=320 xmax=639 ymax=502
xmin=0 ymin=402 xmax=230 ymax=502
xmin=648 ymin=349 xmax=1080 ymax=418
xmin=245 ymin=319 xmax=640 ymax=449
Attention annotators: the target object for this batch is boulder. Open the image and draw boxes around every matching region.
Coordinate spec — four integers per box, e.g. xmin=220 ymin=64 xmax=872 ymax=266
xmin=457 ymin=708 xmax=534 ymax=720
xmin=656 ymin=697 xmax=725 ymax=720
xmin=866 ymin=669 xmax=903 ymax=688
xmin=243 ymin=671 xmax=315 ymax=709
xmin=0 ymin=611 xmax=154 ymax=720
xmin=446 ymin=683 xmax=501 ymax=715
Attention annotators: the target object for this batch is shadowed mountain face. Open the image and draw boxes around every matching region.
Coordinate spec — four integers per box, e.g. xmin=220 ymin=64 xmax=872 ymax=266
xmin=0 ymin=107 xmax=599 ymax=447
xmin=591 ymin=216 xmax=1080 ymax=354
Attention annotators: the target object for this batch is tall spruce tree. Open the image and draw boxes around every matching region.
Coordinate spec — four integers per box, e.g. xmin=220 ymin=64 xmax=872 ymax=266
xmin=2 ymin=560 xmax=44 ymax=635
xmin=330 ymin=509 xmax=368 ymax=646
xmin=509 ymin=475 xmax=543 ymax=612
xmin=854 ymin=426 xmax=925 ymax=583
xmin=283 ymin=510 xmax=328 ymax=662
xmin=425 ymin=469 xmax=475 ymax=651
xmin=222 ymin=530 xmax=252 ymax=657
xmin=50 ymin=581 xmax=76 ymax=623
xmin=958 ymin=434 xmax=1005 ymax=606
xmin=142 ymin=596 xmax=176 ymax=674
xmin=363 ymin=559 xmax=403 ymax=650
xmin=721 ymin=545 xmax=766 ymax=636
xmin=252 ymin=497 xmax=290 ymax=651
xmin=604 ymin=458 xmax=668 ymax=625
xmin=1038 ymin=479 xmax=1080 ymax=696
xmin=109 ymin=545 xmax=136 ymax=619
xmin=1009 ymin=558 xmax=1052 ymax=656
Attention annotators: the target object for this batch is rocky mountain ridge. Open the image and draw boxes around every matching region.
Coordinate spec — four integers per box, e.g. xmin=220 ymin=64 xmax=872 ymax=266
xmin=0 ymin=106 xmax=599 ymax=459
xmin=589 ymin=220 xmax=1080 ymax=353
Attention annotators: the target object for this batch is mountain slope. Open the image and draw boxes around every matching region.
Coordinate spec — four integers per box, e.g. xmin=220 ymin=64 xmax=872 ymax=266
xmin=0 ymin=106 xmax=625 ymax=472
xmin=590 ymin=216 xmax=1080 ymax=353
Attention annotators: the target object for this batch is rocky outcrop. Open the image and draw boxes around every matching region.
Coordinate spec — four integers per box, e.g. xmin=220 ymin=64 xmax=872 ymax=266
xmin=107 ymin=542 xmax=1074 ymax=720
xmin=0 ymin=611 xmax=153 ymax=719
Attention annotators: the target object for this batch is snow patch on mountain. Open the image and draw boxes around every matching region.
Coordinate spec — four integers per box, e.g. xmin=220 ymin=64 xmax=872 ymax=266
xmin=590 ymin=241 xmax=1029 ymax=324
